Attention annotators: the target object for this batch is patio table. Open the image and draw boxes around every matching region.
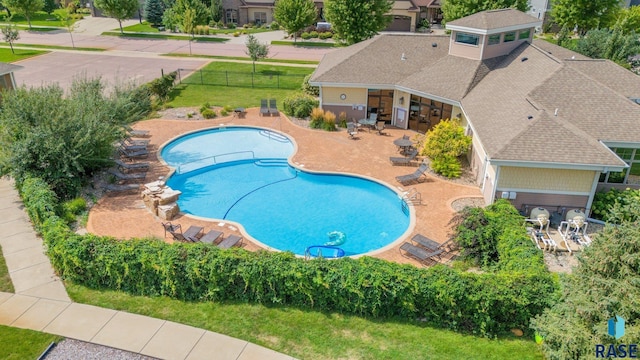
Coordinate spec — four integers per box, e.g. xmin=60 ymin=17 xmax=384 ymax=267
xmin=358 ymin=118 xmax=376 ymax=132
xmin=393 ymin=138 xmax=414 ymax=154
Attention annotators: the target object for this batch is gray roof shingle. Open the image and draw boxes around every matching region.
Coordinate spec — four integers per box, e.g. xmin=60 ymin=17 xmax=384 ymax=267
xmin=446 ymin=8 xmax=540 ymax=31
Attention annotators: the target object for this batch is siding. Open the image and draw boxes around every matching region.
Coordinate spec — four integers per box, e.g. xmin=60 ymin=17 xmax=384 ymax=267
xmin=498 ymin=167 xmax=595 ymax=193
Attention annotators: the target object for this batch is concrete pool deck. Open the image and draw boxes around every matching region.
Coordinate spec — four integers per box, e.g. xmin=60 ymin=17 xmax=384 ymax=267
xmin=87 ymin=108 xmax=483 ymax=266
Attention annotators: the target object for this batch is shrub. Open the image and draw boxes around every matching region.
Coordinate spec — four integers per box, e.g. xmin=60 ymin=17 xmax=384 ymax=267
xmin=147 ymin=71 xmax=177 ymax=100
xmin=270 ymin=21 xmax=280 ymax=30
xmin=201 ymin=108 xmax=217 ymax=119
xmin=61 ymin=197 xmax=87 ymax=223
xmin=322 ymin=111 xmax=337 ymax=131
xmin=422 ymin=119 xmax=471 ymax=178
xmin=233 ymin=31 xmax=240 ymax=37
xmin=301 ymin=74 xmax=319 ymax=97
xmin=227 ymin=23 xmax=236 ymax=29
xmin=300 ymin=32 xmax=311 ymax=39
xmin=199 ymin=102 xmax=211 ymax=113
xmin=430 ymin=156 xmax=462 ymax=178
xmin=338 ymin=112 xmax=348 ymax=128
xmin=591 ymin=187 xmax=640 ymax=223
xmin=319 ymin=32 xmax=333 ymax=39
xmin=282 ymin=94 xmax=318 ymax=118
xmin=220 ymin=109 xmax=228 ymax=116
xmin=309 ymin=31 xmax=319 ymax=38
xmin=309 ymin=107 xmax=325 ymax=129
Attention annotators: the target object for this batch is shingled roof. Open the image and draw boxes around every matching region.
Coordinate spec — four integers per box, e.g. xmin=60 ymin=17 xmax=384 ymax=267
xmin=446 ymin=8 xmax=540 ymax=32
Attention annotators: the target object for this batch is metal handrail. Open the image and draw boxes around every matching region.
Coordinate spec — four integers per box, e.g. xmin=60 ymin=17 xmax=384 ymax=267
xmin=177 ymin=150 xmax=255 ymax=174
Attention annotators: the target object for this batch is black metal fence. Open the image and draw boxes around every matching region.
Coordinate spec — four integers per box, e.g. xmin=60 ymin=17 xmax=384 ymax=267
xmin=176 ymin=68 xmax=307 ymax=90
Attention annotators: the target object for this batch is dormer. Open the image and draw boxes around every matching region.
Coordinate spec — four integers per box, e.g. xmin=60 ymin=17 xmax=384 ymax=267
xmin=445 ymin=9 xmax=541 ymax=60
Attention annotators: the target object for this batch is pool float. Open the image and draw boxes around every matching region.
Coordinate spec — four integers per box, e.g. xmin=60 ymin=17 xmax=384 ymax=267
xmin=324 ymin=231 xmax=346 ymax=246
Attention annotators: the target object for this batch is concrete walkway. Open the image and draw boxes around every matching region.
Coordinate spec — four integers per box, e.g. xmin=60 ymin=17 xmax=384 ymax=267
xmin=0 ymin=178 xmax=294 ymax=360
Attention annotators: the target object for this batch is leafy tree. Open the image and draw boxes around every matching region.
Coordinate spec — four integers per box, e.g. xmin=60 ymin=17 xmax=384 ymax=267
xmin=421 ymin=118 xmax=471 ymax=178
xmin=55 ymin=8 xmax=78 ymax=48
xmin=1 ymin=25 xmax=19 ymax=54
xmin=324 ymin=0 xmax=393 ymax=45
xmin=171 ymin=0 xmax=209 ymax=28
xmin=93 ymin=0 xmax=140 ymax=34
xmin=245 ymin=34 xmax=269 ymax=72
xmin=43 ymin=0 xmax=57 ymax=14
xmin=162 ymin=7 xmax=179 ymax=31
xmin=441 ymin=0 xmax=528 ymax=23
xmin=613 ymin=5 xmax=640 ymax=35
xmin=551 ymin=0 xmax=622 ymax=35
xmin=531 ymin=204 xmax=640 ymax=359
xmin=144 ymin=0 xmax=165 ymax=26
xmin=2 ymin=0 xmax=44 ymax=29
xmin=181 ymin=6 xmax=196 ymax=38
xmin=0 ymin=78 xmax=151 ymax=198
xmin=575 ymin=29 xmax=640 ymax=67
xmin=273 ymin=0 xmax=317 ymax=43
xmin=210 ymin=0 xmax=223 ymax=22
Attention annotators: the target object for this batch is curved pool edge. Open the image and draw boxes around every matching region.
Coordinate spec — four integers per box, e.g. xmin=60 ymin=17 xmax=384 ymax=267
xmin=157 ymin=125 xmax=416 ymax=258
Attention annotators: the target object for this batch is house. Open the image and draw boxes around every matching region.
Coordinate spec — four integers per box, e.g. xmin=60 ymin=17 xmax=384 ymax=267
xmin=309 ymin=8 xmax=640 ymax=217
xmin=0 ymin=63 xmax=22 ymax=93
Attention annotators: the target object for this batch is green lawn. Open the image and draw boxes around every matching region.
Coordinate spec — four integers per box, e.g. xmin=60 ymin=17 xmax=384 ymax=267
xmin=168 ymin=62 xmax=315 ymax=108
xmin=102 ymin=31 xmax=228 ymax=42
xmin=0 ymin=48 xmax=47 ymax=63
xmin=0 ymin=325 xmax=61 ymax=359
xmin=271 ymin=40 xmax=339 ymax=48
xmin=0 ymin=244 xmax=14 ymax=293
xmin=122 ymin=22 xmax=273 ymax=35
xmin=0 ymin=9 xmax=79 ymax=28
xmin=67 ymin=283 xmax=543 ymax=360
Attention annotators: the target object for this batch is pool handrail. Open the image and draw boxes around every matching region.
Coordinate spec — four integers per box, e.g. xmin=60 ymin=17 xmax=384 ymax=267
xmin=177 ymin=150 xmax=256 ymax=174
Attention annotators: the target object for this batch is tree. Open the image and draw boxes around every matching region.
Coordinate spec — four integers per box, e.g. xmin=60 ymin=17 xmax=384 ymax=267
xmin=273 ymin=0 xmax=317 ymax=43
xmin=172 ymin=0 xmax=209 ymax=27
xmin=441 ymin=0 xmax=528 ymax=23
xmin=551 ymin=0 xmax=622 ymax=35
xmin=2 ymin=0 xmax=44 ymax=29
xmin=55 ymin=8 xmax=78 ymax=48
xmin=93 ymin=0 xmax=140 ymax=34
xmin=210 ymin=0 xmax=223 ymax=23
xmin=245 ymin=34 xmax=269 ymax=72
xmin=575 ymin=29 xmax=640 ymax=67
xmin=421 ymin=118 xmax=471 ymax=178
xmin=324 ymin=0 xmax=393 ymax=45
xmin=43 ymin=0 xmax=57 ymax=14
xmin=144 ymin=0 xmax=165 ymax=26
xmin=613 ymin=5 xmax=640 ymax=35
xmin=162 ymin=7 xmax=179 ymax=31
xmin=1 ymin=25 xmax=19 ymax=54
xmin=530 ymin=204 xmax=640 ymax=359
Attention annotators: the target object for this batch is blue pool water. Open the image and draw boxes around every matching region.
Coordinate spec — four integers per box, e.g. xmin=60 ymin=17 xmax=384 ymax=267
xmin=162 ymin=127 xmax=410 ymax=256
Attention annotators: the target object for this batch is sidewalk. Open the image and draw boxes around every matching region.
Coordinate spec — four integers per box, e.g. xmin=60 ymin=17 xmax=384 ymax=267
xmin=0 ymin=178 xmax=294 ymax=360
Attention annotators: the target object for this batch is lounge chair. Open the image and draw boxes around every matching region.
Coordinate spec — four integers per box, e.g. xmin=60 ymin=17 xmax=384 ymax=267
xmin=395 ymin=163 xmax=429 ymax=185
xmin=104 ymin=183 xmax=140 ymax=193
xmin=399 ymin=242 xmax=443 ymax=265
xmin=260 ymin=99 xmax=270 ymax=116
xmin=118 ymin=146 xmax=149 ymax=159
xmin=268 ymin=98 xmax=279 ymax=116
xmin=127 ymin=128 xmax=150 ymax=138
xmin=390 ymin=149 xmax=418 ymax=166
xmin=162 ymin=222 xmax=204 ymax=242
xmin=217 ymin=234 xmax=243 ymax=249
xmin=108 ymin=169 xmax=147 ymax=183
xmin=200 ymin=229 xmax=224 ymax=244
xmin=114 ymin=159 xmax=149 ymax=173
xmin=410 ymin=234 xmax=440 ymax=251
xmin=123 ymin=137 xmax=150 ymax=147
xmin=374 ymin=120 xmax=386 ymax=135
xmin=347 ymin=123 xmax=358 ymax=139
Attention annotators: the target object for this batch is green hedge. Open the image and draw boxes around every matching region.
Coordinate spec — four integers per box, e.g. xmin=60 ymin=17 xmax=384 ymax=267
xmin=21 ymin=177 xmax=558 ymax=336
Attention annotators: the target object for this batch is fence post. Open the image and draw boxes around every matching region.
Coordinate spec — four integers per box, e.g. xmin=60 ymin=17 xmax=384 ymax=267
xmin=178 ymin=69 xmax=182 ymax=84
xmin=200 ymin=70 xmax=203 ymax=85
xmin=161 ymin=68 xmax=164 ymax=77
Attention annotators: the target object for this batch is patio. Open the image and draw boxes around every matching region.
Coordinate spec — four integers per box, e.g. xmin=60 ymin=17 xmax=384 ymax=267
xmin=86 ymin=108 xmax=483 ymax=266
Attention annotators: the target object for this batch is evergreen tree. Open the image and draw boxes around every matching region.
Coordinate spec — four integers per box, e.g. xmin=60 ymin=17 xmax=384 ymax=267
xmin=43 ymin=0 xmax=57 ymax=14
xmin=144 ymin=0 xmax=165 ymax=26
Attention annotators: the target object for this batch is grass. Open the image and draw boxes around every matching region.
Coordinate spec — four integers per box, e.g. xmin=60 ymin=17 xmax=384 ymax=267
xmin=66 ymin=283 xmax=543 ymax=360
xmin=102 ymin=31 xmax=228 ymax=42
xmin=122 ymin=21 xmax=273 ymax=35
xmin=0 ymin=42 xmax=104 ymax=52
xmin=271 ymin=40 xmax=340 ymax=48
xmin=162 ymin=53 xmax=319 ymax=65
xmin=0 ymin=325 xmax=61 ymax=359
xmin=0 ymin=244 xmax=14 ymax=293
xmin=0 ymin=9 xmax=80 ymax=28
xmin=168 ymin=62 xmax=315 ymax=108
xmin=0 ymin=48 xmax=47 ymax=63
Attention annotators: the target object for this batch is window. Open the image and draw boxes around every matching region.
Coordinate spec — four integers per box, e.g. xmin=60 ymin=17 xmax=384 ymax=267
xmin=518 ymin=29 xmax=530 ymax=40
xmin=255 ymin=12 xmax=267 ymax=25
xmin=226 ymin=9 xmax=237 ymax=24
xmin=504 ymin=31 xmax=516 ymax=42
xmin=601 ymin=147 xmax=640 ymax=184
xmin=455 ymin=32 xmax=479 ymax=46
xmin=488 ymin=34 xmax=500 ymax=45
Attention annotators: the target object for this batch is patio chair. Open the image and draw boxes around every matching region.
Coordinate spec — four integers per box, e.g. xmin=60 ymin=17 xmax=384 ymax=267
xmin=162 ymin=222 xmax=203 ymax=242
xmin=118 ymin=145 xmax=149 ymax=160
xmin=123 ymin=137 xmax=150 ymax=147
xmin=108 ymin=169 xmax=147 ymax=183
xmin=347 ymin=122 xmax=358 ymax=139
xmin=127 ymin=128 xmax=150 ymax=138
xmin=217 ymin=234 xmax=243 ymax=249
xmin=200 ymin=229 xmax=224 ymax=245
xmin=374 ymin=121 xmax=386 ymax=135
xmin=268 ymin=98 xmax=279 ymax=116
xmin=390 ymin=149 xmax=418 ymax=166
xmin=410 ymin=233 xmax=440 ymax=251
xmin=104 ymin=183 xmax=140 ymax=193
xmin=114 ymin=159 xmax=149 ymax=173
xmin=260 ymin=99 xmax=270 ymax=116
xmin=399 ymin=242 xmax=443 ymax=265
xmin=395 ymin=162 xmax=429 ymax=185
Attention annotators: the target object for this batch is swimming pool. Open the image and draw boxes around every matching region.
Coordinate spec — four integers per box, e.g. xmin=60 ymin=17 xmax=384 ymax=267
xmin=161 ymin=127 xmax=411 ymax=256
